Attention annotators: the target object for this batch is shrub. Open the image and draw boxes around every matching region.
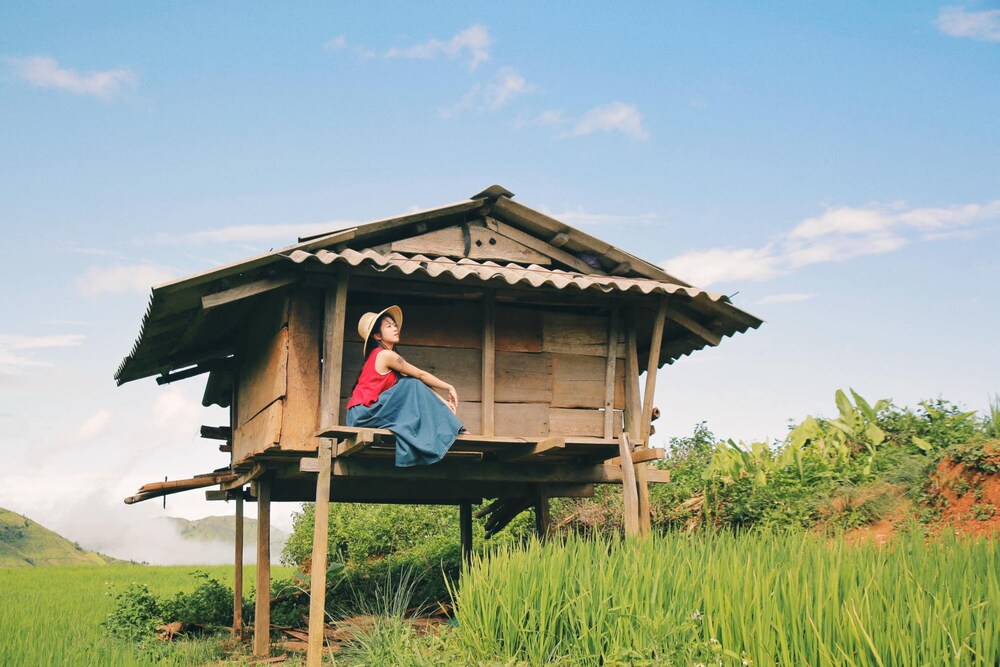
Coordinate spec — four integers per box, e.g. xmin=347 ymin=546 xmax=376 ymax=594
xmin=102 ymin=583 xmax=161 ymax=643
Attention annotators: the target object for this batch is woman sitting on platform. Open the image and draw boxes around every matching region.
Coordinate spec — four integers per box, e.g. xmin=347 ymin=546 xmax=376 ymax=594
xmin=346 ymin=305 xmax=463 ymax=467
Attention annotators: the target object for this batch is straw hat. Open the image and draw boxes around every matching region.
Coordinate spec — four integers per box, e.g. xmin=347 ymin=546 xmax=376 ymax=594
xmin=357 ymin=305 xmax=403 ymax=356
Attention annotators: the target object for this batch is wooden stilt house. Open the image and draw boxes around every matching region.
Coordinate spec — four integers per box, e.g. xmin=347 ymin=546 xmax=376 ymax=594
xmin=115 ymin=185 xmax=761 ymax=660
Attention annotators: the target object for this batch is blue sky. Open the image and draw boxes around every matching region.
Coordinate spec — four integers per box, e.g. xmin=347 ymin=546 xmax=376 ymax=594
xmin=1 ymin=2 xmax=998 ymax=561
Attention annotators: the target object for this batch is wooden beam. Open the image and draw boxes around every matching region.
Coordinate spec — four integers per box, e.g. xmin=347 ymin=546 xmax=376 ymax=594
xmin=201 ymin=425 xmax=232 ymax=441
xmin=631 ymin=448 xmax=666 ymax=464
xmin=486 ymin=218 xmax=608 ymax=275
xmin=642 ymin=298 xmax=668 ymax=444
xmin=254 ymin=474 xmax=272 ymax=658
xmin=124 ymin=473 xmax=237 ymax=504
xmin=460 ymin=503 xmax=473 ymax=566
xmin=202 ymin=274 xmax=298 ymax=311
xmin=233 ymin=496 xmax=244 ymax=639
xmin=624 ymin=316 xmax=642 ymax=440
xmin=496 ymin=436 xmax=565 ymax=462
xmin=666 ymin=310 xmax=722 ymax=347
xmin=156 ymin=360 xmax=226 ymax=385
xmin=611 ymin=262 xmax=631 ymax=276
xmin=221 ymin=463 xmax=266 ymax=491
xmin=319 ymin=270 xmax=350 ymax=430
xmin=481 ymin=291 xmax=496 ymax=436
xmin=603 ymin=303 xmax=620 ymax=439
xmin=306 ymin=441 xmax=333 ymax=667
xmin=550 ymin=232 xmax=569 ymax=247
xmin=617 ymin=432 xmax=640 ymax=536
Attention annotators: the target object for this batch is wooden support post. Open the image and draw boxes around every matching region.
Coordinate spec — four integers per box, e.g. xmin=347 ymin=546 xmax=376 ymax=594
xmin=624 ymin=317 xmax=642 ymax=440
xmin=603 ymin=302 xmax=620 ymax=439
xmin=641 ymin=298 xmax=668 ymax=444
xmin=637 ymin=298 xmax=668 ymax=536
xmin=617 ymin=432 xmax=640 ymax=536
xmin=534 ymin=495 xmax=551 ymax=539
xmin=253 ymin=475 xmax=272 ymax=658
xmin=460 ymin=502 xmax=473 ymax=565
xmin=233 ymin=495 xmax=244 ymax=639
xmin=481 ymin=291 xmax=496 ymax=436
xmin=320 ymin=270 xmax=350 ymax=430
xmin=306 ymin=440 xmax=333 ymax=667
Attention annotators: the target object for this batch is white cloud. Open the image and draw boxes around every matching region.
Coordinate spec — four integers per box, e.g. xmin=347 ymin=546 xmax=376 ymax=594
xmin=152 ymin=387 xmax=203 ymax=437
xmin=0 ymin=333 xmax=85 ymax=371
xmin=5 ymin=55 xmax=136 ymax=99
xmin=663 ymin=199 xmax=1000 ymax=286
xmin=75 ymin=263 xmax=178 ymax=296
xmin=385 ymin=24 xmax=491 ymax=70
xmin=441 ymin=67 xmax=536 ymax=116
xmin=532 ymin=109 xmax=566 ymax=126
xmin=754 ymin=293 xmax=818 ymax=305
xmin=570 ymin=102 xmax=650 ymax=140
xmin=155 ymin=220 xmax=357 ymax=245
xmin=540 ymin=206 xmax=656 ymax=227
xmin=935 ymin=6 xmax=1000 ymax=42
xmin=75 ymin=410 xmax=114 ymax=441
xmin=324 ymin=35 xmax=347 ymax=51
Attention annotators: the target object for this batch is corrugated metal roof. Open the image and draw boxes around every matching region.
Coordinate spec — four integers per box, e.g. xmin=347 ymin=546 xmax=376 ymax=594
xmin=284 ymin=248 xmax=729 ymax=302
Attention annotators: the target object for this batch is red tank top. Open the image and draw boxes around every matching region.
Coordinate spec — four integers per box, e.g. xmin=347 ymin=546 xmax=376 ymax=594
xmin=346 ymin=348 xmax=398 ymax=409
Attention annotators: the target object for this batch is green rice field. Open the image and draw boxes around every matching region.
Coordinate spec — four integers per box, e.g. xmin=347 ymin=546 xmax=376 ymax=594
xmin=0 ymin=564 xmax=293 ymax=667
xmin=454 ymin=530 xmax=1000 ymax=666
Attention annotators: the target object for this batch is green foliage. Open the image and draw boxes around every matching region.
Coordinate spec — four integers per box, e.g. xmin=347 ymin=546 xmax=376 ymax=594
xmin=102 ymin=583 xmax=162 ymax=643
xmin=985 ymin=394 xmax=1000 ymax=438
xmin=0 ymin=564 xmax=262 ymax=666
xmin=878 ymin=398 xmax=982 ymax=451
xmin=158 ymin=570 xmax=234 ymax=628
xmin=452 ymin=531 xmax=1000 ymax=666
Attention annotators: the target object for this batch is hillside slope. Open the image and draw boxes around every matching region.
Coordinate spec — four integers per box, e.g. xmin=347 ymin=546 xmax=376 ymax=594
xmin=0 ymin=507 xmax=110 ymax=567
xmin=158 ymin=515 xmax=289 ymax=548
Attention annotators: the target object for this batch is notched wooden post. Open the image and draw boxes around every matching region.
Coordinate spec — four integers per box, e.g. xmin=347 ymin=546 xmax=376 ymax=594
xmin=306 ymin=440 xmax=333 ymax=667
xmin=233 ymin=494 xmax=244 ymax=639
xmin=618 ymin=432 xmax=640 ymax=536
xmin=253 ymin=474 xmax=272 ymax=657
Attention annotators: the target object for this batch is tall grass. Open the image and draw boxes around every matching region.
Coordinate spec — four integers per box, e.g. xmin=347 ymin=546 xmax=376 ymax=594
xmin=0 ymin=564 xmax=292 ymax=667
xmin=453 ymin=531 xmax=1000 ymax=666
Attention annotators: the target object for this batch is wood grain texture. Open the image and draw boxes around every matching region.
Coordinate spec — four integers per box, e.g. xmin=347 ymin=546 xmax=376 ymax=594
xmin=236 ymin=327 xmax=287 ymax=428
xmin=495 ymin=351 xmax=552 ymax=403
xmin=319 ymin=272 xmax=350 ymax=429
xmin=306 ymin=441 xmax=332 ymax=666
xmin=282 ymin=290 xmax=323 ymax=450
xmin=495 ymin=306 xmax=543 ymax=352
xmin=551 ymin=353 xmax=625 ymax=409
xmin=391 ymin=225 xmax=551 ymax=265
xmin=233 ymin=400 xmax=283 ymax=464
xmin=253 ymin=475 xmax=271 ymax=657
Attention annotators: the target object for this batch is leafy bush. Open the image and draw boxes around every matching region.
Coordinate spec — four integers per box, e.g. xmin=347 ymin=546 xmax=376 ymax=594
xmin=102 ymin=583 xmax=161 ymax=643
xmin=103 ymin=572 xmax=237 ymax=642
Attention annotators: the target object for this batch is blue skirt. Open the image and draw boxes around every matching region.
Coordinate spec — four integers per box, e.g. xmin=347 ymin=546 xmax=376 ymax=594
xmin=346 ymin=377 xmax=464 ymax=467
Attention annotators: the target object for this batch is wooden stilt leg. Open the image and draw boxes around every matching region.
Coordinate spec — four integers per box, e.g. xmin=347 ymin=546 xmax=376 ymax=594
xmin=233 ymin=494 xmax=244 ymax=639
xmin=618 ymin=432 xmax=640 ymax=536
xmin=306 ymin=440 xmax=333 ymax=667
xmin=253 ymin=476 xmax=271 ymax=658
xmin=460 ymin=502 xmax=473 ymax=566
xmin=534 ymin=495 xmax=551 ymax=540
xmin=637 ymin=299 xmax=668 ymax=536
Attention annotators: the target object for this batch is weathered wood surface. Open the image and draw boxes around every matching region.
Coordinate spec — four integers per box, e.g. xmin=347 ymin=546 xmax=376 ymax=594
xmin=604 ymin=304 xmax=620 ymax=439
xmin=236 ymin=326 xmax=288 ymax=428
xmin=319 ymin=271 xmax=349 ymax=429
xmin=617 ymin=432 xmax=640 ymax=536
xmin=481 ymin=293 xmax=496 ymax=436
xmin=345 ymin=299 xmax=482 ymax=350
xmin=391 ymin=224 xmax=552 ymax=265
xmin=282 ymin=291 xmax=323 ymax=450
xmin=495 ymin=307 xmax=543 ymax=352
xmin=254 ymin=475 xmax=271 ymax=657
xmin=233 ymin=400 xmax=282 ymax=463
xmin=233 ymin=497 xmax=244 ymax=639
xmin=495 ymin=351 xmax=551 ymax=403
xmin=551 ymin=353 xmax=624 ymax=409
xmin=201 ymin=274 xmax=298 ymax=310
xmin=306 ymin=441 xmax=333 ymax=666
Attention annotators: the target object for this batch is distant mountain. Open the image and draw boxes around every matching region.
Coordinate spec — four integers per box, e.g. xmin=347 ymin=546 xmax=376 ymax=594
xmin=0 ymin=507 xmax=114 ymax=567
xmin=158 ymin=515 xmax=289 ymax=549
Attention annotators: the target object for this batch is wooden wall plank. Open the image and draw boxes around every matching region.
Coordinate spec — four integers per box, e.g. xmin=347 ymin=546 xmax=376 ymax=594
xmin=496 ymin=403 xmax=549 ymax=437
xmin=542 ymin=312 xmax=625 ymax=357
xmin=550 ymin=408 xmax=622 ymax=438
xmin=495 ymin=352 xmax=551 ymax=403
xmin=482 ymin=293 xmax=496 ymax=436
xmin=495 ymin=307 xmax=543 ymax=352
xmin=282 ymin=290 xmax=323 ymax=450
xmin=551 ymin=354 xmax=625 ymax=409
xmin=603 ymin=304 xmax=620 ymax=439
xmin=345 ymin=299 xmax=481 ymax=349
xmin=339 ymin=343 xmax=483 ymax=402
xmin=233 ymin=400 xmax=283 ymax=463
xmin=236 ymin=327 xmax=288 ymax=428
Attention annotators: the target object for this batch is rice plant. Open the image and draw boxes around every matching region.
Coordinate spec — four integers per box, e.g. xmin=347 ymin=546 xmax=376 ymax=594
xmin=452 ymin=531 xmax=1000 ymax=666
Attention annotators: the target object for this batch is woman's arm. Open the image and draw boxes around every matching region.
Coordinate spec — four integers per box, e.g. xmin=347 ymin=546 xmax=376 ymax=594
xmin=377 ymin=350 xmax=459 ymax=411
